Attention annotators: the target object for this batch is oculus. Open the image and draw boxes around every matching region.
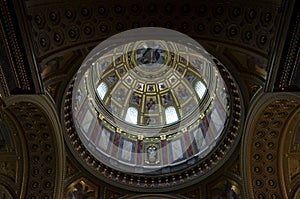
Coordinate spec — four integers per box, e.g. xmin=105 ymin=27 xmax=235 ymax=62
xmin=136 ymin=41 xmax=165 ymax=70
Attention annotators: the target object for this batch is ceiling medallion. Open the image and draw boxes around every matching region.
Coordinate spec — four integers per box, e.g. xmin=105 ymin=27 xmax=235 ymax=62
xmin=136 ymin=41 xmax=166 ymax=70
xmin=64 ymin=27 xmax=243 ymax=191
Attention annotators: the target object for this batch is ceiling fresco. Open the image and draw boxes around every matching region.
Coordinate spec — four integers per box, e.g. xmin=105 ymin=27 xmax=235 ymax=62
xmin=1 ymin=0 xmax=300 ymax=198
xmin=64 ymin=27 xmax=243 ymax=191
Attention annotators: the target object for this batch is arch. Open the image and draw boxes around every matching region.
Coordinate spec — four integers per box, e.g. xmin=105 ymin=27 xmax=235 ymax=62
xmin=4 ymin=95 xmax=65 ymax=198
xmin=0 ymin=183 xmax=16 ymax=199
xmin=241 ymin=92 xmax=300 ymax=198
xmin=279 ymin=106 xmax=300 ymax=198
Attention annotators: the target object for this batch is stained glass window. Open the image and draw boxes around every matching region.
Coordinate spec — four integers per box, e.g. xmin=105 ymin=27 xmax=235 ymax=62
xmin=125 ymin=107 xmax=138 ymax=124
xmin=165 ymin=106 xmax=179 ymax=124
xmin=97 ymin=82 xmax=108 ymax=100
xmin=195 ymin=81 xmax=206 ymax=99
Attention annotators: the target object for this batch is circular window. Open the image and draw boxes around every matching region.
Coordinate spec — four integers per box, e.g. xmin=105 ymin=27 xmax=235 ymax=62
xmin=65 ymin=27 xmax=242 ymax=190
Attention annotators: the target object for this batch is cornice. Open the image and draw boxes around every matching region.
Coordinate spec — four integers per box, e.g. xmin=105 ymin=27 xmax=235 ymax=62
xmin=266 ymin=0 xmax=300 ymax=91
xmin=0 ymin=0 xmax=43 ymax=94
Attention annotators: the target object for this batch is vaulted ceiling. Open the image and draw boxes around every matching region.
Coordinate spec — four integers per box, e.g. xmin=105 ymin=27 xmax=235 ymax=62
xmin=0 ymin=0 xmax=299 ymax=198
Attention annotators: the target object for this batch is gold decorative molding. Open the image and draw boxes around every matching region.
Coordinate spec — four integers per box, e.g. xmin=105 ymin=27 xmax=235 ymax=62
xmin=279 ymin=107 xmax=300 ymax=198
xmin=65 ymin=177 xmax=98 ymax=198
xmin=0 ymin=0 xmax=35 ymax=92
xmin=242 ymin=92 xmax=300 ymax=198
xmin=63 ymin=56 xmax=244 ymax=192
xmin=3 ymin=95 xmax=65 ymax=198
xmin=279 ymin=9 xmax=300 ymax=90
xmin=0 ymin=65 xmax=9 ymax=97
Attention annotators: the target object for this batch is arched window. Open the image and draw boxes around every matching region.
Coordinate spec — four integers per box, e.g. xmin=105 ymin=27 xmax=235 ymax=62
xmin=195 ymin=81 xmax=206 ymax=99
xmin=165 ymin=106 xmax=179 ymax=124
xmin=97 ymin=82 xmax=108 ymax=100
xmin=125 ymin=107 xmax=138 ymax=124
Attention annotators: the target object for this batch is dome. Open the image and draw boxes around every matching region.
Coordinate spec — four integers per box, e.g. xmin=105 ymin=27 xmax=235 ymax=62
xmin=72 ymin=28 xmax=230 ymax=174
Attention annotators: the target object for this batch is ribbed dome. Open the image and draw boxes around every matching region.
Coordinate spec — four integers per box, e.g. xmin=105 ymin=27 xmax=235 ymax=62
xmin=72 ymin=28 xmax=230 ymax=174
xmin=93 ymin=39 xmax=211 ymax=128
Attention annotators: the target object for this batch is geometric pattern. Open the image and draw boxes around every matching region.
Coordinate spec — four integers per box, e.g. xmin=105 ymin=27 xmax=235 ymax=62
xmin=72 ymin=29 xmax=231 ymax=176
xmin=242 ymin=95 xmax=300 ymax=198
xmin=64 ymin=52 xmax=243 ymax=191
